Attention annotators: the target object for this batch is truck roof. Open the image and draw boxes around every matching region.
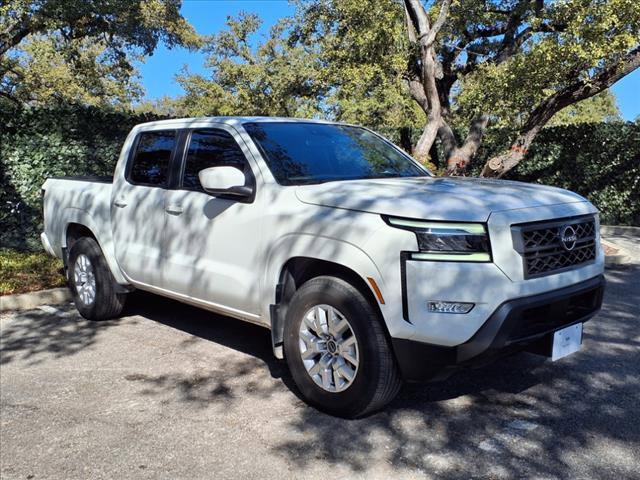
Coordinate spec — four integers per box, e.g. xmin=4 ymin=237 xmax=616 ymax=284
xmin=132 ymin=116 xmax=342 ymax=131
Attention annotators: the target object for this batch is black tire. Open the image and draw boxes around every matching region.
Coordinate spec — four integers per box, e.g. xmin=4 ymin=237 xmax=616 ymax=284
xmin=283 ymin=276 xmax=402 ymax=418
xmin=67 ymin=237 xmax=126 ymax=320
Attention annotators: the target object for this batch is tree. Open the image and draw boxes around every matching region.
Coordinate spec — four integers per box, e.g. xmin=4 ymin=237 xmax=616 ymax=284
xmin=402 ymin=0 xmax=640 ymax=176
xmin=1 ymin=0 xmax=201 ymax=105
xmin=547 ymin=91 xmax=621 ymax=126
xmin=294 ymin=0 xmax=639 ymax=176
xmin=2 ymin=35 xmax=143 ymax=107
xmin=290 ymin=0 xmax=426 ymax=152
xmin=177 ymin=13 xmax=325 ymax=118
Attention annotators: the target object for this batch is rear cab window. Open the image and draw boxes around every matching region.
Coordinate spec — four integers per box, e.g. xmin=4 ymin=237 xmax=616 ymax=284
xmin=128 ymin=130 xmax=177 ymax=187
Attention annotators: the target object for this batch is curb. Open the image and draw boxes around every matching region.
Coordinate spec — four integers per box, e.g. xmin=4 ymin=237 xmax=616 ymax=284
xmin=0 ymin=288 xmax=71 ymax=312
xmin=601 ymin=225 xmax=640 ymax=236
xmin=605 ymin=255 xmax=634 ymax=267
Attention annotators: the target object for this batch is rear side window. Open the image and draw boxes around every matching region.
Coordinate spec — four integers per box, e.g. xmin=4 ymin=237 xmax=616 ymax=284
xmin=182 ymin=129 xmax=248 ymax=190
xmin=129 ymin=130 xmax=176 ymax=186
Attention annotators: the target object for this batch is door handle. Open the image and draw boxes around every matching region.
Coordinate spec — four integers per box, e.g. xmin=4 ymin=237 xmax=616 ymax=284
xmin=165 ymin=204 xmax=184 ymax=215
xmin=113 ymin=199 xmax=128 ymax=208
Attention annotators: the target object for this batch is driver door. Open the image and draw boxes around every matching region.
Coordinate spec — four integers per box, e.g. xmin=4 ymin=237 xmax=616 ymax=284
xmin=162 ymin=126 xmax=264 ymax=317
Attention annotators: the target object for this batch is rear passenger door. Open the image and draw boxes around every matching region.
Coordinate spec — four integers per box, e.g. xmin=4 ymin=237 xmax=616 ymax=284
xmin=162 ymin=126 xmax=264 ymax=318
xmin=112 ymin=129 xmax=177 ymax=287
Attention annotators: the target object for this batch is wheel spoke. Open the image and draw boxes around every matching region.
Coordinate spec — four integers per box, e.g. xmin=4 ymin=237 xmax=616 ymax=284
xmin=303 ymin=310 xmax=322 ymax=336
xmin=316 ymin=306 xmax=328 ymax=334
xmin=340 ymin=335 xmax=356 ymax=349
xmin=307 ymin=361 xmax=321 ymax=377
xmin=320 ymin=367 xmax=331 ymax=389
xmin=338 ymin=363 xmax=355 ymax=382
xmin=332 ymin=368 xmax=341 ymax=389
xmin=342 ymin=350 xmax=358 ymax=368
xmin=301 ymin=336 xmax=324 ymax=360
xmin=329 ymin=317 xmax=349 ymax=337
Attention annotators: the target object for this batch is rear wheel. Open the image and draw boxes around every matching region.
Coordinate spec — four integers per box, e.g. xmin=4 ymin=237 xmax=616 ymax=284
xmin=284 ymin=276 xmax=402 ymax=418
xmin=68 ymin=237 xmax=126 ymax=320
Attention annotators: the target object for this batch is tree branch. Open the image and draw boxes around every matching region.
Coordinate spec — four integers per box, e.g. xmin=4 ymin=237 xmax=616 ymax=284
xmin=419 ymin=0 xmax=451 ymax=47
xmin=481 ymin=45 xmax=640 ymax=177
xmin=525 ymin=45 xmax=640 ymax=132
xmin=0 ymin=20 xmax=32 ymax=57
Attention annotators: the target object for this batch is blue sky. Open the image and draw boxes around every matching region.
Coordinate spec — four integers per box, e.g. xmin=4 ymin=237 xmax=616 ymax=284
xmin=139 ymin=0 xmax=639 ymax=120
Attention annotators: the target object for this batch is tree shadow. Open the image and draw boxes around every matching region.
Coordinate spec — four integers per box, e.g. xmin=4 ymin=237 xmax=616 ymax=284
xmin=2 ymin=267 xmax=636 ymax=478
xmin=118 ymin=291 xmax=300 ymax=406
xmin=0 ymin=303 xmax=121 ymax=366
xmin=270 ymin=265 xmax=640 ymax=477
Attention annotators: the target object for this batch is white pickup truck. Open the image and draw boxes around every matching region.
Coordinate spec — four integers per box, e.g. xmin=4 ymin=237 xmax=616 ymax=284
xmin=42 ymin=117 xmax=605 ymax=417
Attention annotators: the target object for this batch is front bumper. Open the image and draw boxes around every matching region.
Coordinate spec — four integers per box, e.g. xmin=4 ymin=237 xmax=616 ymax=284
xmin=391 ymin=274 xmax=605 ymax=382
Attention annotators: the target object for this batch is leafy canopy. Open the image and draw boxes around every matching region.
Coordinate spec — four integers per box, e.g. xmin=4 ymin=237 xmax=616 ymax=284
xmin=177 ymin=12 xmax=324 ymax=118
xmin=0 ymin=0 xmax=201 ymax=106
xmin=452 ymin=0 xmax=640 ymax=129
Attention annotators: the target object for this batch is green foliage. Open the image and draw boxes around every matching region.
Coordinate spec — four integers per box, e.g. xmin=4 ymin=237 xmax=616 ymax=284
xmin=1 ymin=0 xmax=201 ymax=106
xmin=0 ymin=105 xmax=161 ymax=249
xmin=548 ymin=91 xmax=622 ymax=126
xmin=0 ymin=248 xmax=65 ymax=295
xmin=177 ymin=13 xmax=324 ymax=118
xmin=466 ymin=122 xmax=640 ymax=225
xmin=291 ymin=0 xmax=424 ymax=130
xmin=3 ymin=35 xmax=144 ymax=107
xmin=453 ymin=0 xmax=640 ymax=129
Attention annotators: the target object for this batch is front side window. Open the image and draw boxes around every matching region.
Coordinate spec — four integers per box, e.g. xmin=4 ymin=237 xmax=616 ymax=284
xmin=243 ymin=122 xmax=429 ymax=185
xmin=182 ymin=129 xmax=248 ymax=190
xmin=129 ymin=130 xmax=176 ymax=186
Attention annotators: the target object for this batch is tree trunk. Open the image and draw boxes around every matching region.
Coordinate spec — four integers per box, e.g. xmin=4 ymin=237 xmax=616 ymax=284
xmin=412 ymin=116 xmax=440 ymax=163
xmin=480 ymin=129 xmax=538 ymax=177
xmin=443 ymin=115 xmax=489 ymax=174
xmin=399 ymin=126 xmax=413 ymax=153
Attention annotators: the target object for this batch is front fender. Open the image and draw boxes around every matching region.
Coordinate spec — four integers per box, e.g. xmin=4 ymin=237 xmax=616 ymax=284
xmin=262 ymin=233 xmax=413 ymax=339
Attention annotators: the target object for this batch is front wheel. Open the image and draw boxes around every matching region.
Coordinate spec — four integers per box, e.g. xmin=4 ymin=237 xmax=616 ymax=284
xmin=284 ymin=276 xmax=402 ymax=418
xmin=68 ymin=237 xmax=126 ymax=320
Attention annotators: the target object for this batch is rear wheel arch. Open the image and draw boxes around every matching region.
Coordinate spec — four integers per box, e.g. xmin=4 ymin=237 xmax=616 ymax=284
xmin=66 ymin=223 xmax=97 ymax=248
xmin=64 ymin=222 xmax=130 ymax=289
xmin=63 ymin=223 xmax=98 ymax=267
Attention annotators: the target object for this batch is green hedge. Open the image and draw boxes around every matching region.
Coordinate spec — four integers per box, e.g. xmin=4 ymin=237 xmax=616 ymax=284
xmin=1 ymin=106 xmax=638 ymax=251
xmin=0 ymin=106 xmax=161 ymax=249
xmin=476 ymin=123 xmax=640 ymax=227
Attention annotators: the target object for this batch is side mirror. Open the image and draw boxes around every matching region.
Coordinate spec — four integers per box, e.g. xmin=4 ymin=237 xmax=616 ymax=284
xmin=198 ymin=166 xmax=252 ymax=200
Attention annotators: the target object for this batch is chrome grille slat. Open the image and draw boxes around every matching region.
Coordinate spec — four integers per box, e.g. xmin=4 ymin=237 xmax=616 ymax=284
xmin=512 ymin=215 xmax=597 ymax=278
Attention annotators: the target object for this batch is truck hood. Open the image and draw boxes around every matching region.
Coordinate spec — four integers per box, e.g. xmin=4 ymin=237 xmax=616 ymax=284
xmin=295 ymin=176 xmax=587 ymax=222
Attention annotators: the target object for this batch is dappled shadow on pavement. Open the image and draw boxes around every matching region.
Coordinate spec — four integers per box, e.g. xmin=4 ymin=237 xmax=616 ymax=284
xmin=0 ymin=303 xmax=120 ymax=366
xmin=1 ymin=266 xmax=637 ymax=478
xmin=118 ymin=291 xmax=297 ymax=407
xmin=272 ymin=265 xmax=640 ymax=477
xmin=114 ymin=267 xmax=639 ymax=477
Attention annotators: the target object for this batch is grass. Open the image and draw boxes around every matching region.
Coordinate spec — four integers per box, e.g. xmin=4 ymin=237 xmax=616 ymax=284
xmin=0 ymin=249 xmax=66 ymax=296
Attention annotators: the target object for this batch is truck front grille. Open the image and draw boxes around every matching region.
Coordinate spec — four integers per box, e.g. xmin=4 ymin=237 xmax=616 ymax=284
xmin=512 ymin=215 xmax=597 ymax=278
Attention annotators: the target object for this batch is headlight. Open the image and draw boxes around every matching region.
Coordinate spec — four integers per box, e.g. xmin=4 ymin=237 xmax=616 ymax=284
xmin=384 ymin=216 xmax=491 ymax=262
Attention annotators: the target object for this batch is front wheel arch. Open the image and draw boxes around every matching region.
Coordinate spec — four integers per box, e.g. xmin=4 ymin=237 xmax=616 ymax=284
xmin=270 ymin=257 xmax=390 ymax=359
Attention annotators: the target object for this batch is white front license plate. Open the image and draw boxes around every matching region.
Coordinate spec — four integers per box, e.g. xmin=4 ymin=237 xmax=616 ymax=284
xmin=552 ymin=323 xmax=583 ymax=361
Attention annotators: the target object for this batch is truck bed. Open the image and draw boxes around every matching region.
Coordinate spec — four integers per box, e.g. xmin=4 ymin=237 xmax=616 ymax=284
xmin=41 ymin=177 xmax=122 ymax=281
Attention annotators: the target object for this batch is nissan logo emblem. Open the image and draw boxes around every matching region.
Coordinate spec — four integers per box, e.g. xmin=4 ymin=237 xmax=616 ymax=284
xmin=560 ymin=225 xmax=578 ymax=251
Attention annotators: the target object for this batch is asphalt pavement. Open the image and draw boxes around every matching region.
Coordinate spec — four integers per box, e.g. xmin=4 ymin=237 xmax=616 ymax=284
xmin=1 ymin=265 xmax=639 ymax=479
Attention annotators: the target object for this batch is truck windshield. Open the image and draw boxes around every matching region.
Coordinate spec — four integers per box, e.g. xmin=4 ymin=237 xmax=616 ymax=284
xmin=243 ymin=122 xmax=430 ymax=185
